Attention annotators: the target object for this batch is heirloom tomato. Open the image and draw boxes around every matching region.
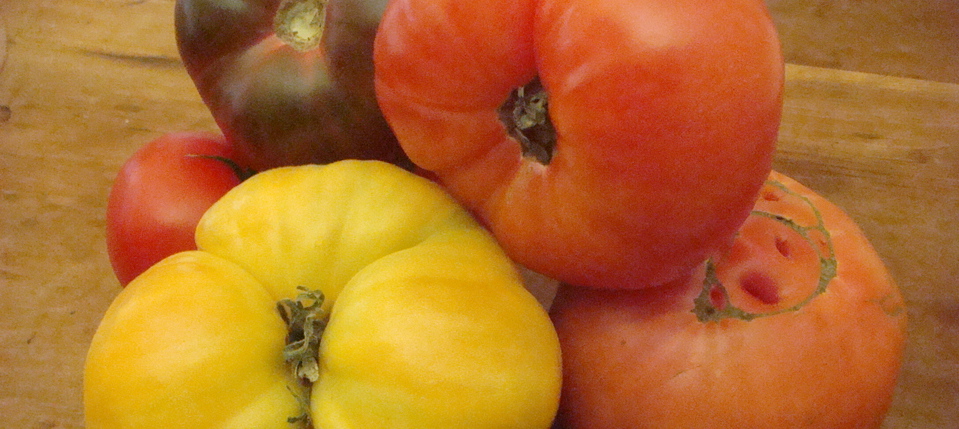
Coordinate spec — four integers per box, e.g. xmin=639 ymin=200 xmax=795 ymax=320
xmin=86 ymin=161 xmax=562 ymax=429
xmin=374 ymin=0 xmax=785 ymax=290
xmin=549 ymin=171 xmax=908 ymax=429
xmin=105 ymin=132 xmax=247 ymax=286
xmin=175 ymin=0 xmax=411 ymax=171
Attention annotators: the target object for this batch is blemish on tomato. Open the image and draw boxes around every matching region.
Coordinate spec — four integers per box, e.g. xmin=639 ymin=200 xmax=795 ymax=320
xmin=740 ymin=271 xmax=780 ymax=305
xmin=775 ymin=236 xmax=791 ymax=258
xmin=761 ymin=187 xmax=782 ymax=202
xmin=872 ymin=293 xmax=907 ymax=318
xmin=808 ymin=229 xmax=832 ymax=257
xmin=709 ymin=285 xmax=727 ymax=310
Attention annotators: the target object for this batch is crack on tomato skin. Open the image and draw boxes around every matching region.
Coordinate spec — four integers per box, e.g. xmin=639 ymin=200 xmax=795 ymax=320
xmin=498 ymin=77 xmax=556 ymax=165
xmin=692 ymin=180 xmax=838 ymax=323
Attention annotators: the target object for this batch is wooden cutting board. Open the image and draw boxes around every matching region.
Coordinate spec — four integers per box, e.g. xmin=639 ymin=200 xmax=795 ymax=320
xmin=1 ymin=1 xmax=957 ymax=428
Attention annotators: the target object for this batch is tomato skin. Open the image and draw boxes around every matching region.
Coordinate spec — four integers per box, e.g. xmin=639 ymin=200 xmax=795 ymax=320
xmin=175 ymin=0 xmax=411 ymax=171
xmin=105 ymin=132 xmax=242 ymax=286
xmin=374 ymin=0 xmax=784 ymax=289
xmin=549 ymin=171 xmax=908 ymax=429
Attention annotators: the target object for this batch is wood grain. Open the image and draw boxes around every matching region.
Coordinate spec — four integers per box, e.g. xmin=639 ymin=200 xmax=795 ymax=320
xmin=767 ymin=0 xmax=959 ymax=84
xmin=1 ymin=1 xmax=957 ymax=428
xmin=774 ymin=66 xmax=959 ymax=427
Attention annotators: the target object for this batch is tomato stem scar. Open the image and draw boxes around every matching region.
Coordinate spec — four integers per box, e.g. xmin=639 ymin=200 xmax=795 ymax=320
xmin=498 ymin=77 xmax=557 ymax=164
xmin=692 ymin=180 xmax=838 ymax=323
xmin=276 ymin=286 xmax=329 ymax=426
xmin=277 ymin=286 xmax=329 ymax=382
xmin=275 ymin=0 xmax=327 ymax=52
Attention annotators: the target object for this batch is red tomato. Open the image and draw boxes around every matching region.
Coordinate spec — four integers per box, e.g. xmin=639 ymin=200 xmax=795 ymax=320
xmin=374 ymin=0 xmax=785 ymax=289
xmin=106 ymin=132 xmax=245 ymax=285
xmin=175 ymin=0 xmax=411 ymax=171
xmin=549 ymin=171 xmax=908 ymax=429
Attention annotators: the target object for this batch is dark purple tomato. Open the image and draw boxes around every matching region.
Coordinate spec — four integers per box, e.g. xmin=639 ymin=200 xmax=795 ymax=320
xmin=175 ymin=0 xmax=412 ymax=171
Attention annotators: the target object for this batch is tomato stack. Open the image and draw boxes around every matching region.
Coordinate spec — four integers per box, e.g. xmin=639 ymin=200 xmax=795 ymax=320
xmin=373 ymin=0 xmax=907 ymax=426
xmin=89 ymin=0 xmax=908 ymax=428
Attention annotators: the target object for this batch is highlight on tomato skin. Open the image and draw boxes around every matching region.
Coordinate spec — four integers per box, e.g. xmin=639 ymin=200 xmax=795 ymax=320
xmin=549 ymin=171 xmax=908 ymax=429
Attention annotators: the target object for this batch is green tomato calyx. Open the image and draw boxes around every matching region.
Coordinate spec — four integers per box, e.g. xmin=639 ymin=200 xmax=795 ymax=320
xmin=499 ymin=77 xmax=557 ymax=165
xmin=277 ymin=286 xmax=329 ymax=382
xmin=692 ymin=179 xmax=838 ymax=323
xmin=275 ymin=0 xmax=327 ymax=52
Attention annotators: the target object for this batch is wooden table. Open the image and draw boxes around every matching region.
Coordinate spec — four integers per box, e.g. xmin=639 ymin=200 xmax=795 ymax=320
xmin=2 ymin=1 xmax=957 ymax=427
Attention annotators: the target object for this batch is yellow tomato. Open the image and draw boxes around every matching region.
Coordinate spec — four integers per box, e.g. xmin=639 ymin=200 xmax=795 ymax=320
xmin=85 ymin=161 xmax=562 ymax=428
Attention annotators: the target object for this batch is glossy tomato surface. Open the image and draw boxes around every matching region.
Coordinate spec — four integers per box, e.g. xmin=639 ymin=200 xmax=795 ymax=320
xmin=549 ymin=171 xmax=908 ymax=428
xmin=374 ymin=0 xmax=785 ymax=289
xmin=176 ymin=0 xmax=411 ymax=171
xmin=105 ymin=132 xmax=243 ymax=285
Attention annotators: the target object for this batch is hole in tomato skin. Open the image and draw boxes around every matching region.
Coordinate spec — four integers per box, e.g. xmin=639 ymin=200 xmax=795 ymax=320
xmin=775 ymin=236 xmax=791 ymax=258
xmin=761 ymin=187 xmax=783 ymax=202
xmin=497 ymin=77 xmax=556 ymax=165
xmin=709 ymin=285 xmax=727 ymax=310
xmin=807 ymin=228 xmax=833 ymax=258
xmin=739 ymin=271 xmax=780 ymax=305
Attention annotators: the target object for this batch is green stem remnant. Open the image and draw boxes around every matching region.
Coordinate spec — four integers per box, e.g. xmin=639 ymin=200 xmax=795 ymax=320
xmin=277 ymin=287 xmax=329 ymax=382
xmin=275 ymin=0 xmax=327 ymax=52
xmin=277 ymin=287 xmax=328 ymax=426
xmin=692 ymin=180 xmax=838 ymax=323
xmin=285 ymin=385 xmax=313 ymax=426
xmin=185 ymin=154 xmax=257 ymax=182
xmin=498 ymin=77 xmax=557 ymax=164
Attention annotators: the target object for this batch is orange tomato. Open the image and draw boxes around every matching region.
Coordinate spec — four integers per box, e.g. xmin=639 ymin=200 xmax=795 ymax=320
xmin=550 ymin=171 xmax=907 ymax=428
